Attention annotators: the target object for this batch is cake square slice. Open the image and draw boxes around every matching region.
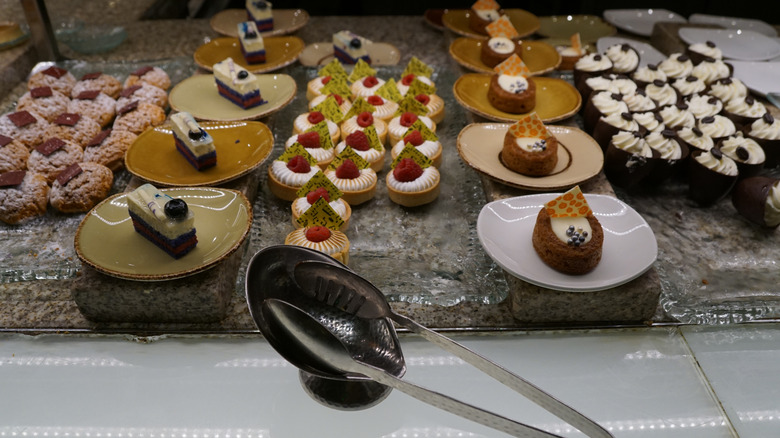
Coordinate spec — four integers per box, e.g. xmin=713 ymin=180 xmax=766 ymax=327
xmin=238 ymin=21 xmax=266 ymax=64
xmin=246 ymin=0 xmax=273 ymax=32
xmin=213 ymin=57 xmax=266 ymax=109
xmin=170 ymin=112 xmax=217 ymax=170
xmin=333 ymin=30 xmax=371 ymax=64
xmin=127 ymin=184 xmax=197 ymax=259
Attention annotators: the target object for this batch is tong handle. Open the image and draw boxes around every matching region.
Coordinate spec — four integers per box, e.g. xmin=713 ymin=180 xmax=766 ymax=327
xmin=393 ymin=313 xmax=613 ymax=438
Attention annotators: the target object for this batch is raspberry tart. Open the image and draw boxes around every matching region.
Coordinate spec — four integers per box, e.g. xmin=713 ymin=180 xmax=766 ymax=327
xmin=285 ymin=131 xmax=335 ymax=170
xmin=291 ymin=187 xmax=352 ymax=232
xmin=267 ymin=153 xmax=320 ymax=201
xmin=324 ymin=157 xmax=377 ymax=205
xmin=335 ymin=130 xmax=385 ymax=172
xmin=350 ymin=75 xmax=386 ymax=99
xmin=387 ymin=112 xmax=435 ymax=145
xmin=292 ymin=110 xmax=340 ymax=143
xmin=285 ymin=226 xmax=350 ymax=264
xmin=340 ymin=111 xmax=387 ymax=145
xmin=386 ymin=157 xmax=440 ymax=207
xmin=390 ymin=129 xmax=442 ymax=168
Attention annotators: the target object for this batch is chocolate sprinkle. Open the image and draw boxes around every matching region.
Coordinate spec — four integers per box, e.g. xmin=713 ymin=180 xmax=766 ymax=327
xmin=132 ymin=66 xmax=154 ymax=77
xmin=76 ymin=90 xmax=100 ymax=100
xmin=7 ymin=111 xmax=36 ymax=128
xmin=0 ymin=170 xmax=25 ymax=187
xmin=711 ymin=148 xmax=723 ymax=159
xmin=119 ymin=85 xmax=142 ymax=98
xmin=702 ymin=116 xmax=715 ymax=124
xmin=81 ymin=72 xmax=102 ymax=80
xmin=41 ymin=66 xmax=67 ymax=78
xmin=86 ymin=129 xmax=111 ymax=148
xmin=736 ymin=146 xmax=750 ymax=161
xmin=35 ymin=138 xmax=66 ymax=156
xmin=54 ymin=113 xmax=80 ymax=126
xmin=118 ymin=101 xmax=139 ymax=115
xmin=56 ymin=163 xmax=82 ymax=186
xmin=621 ymin=112 xmax=633 ymax=121
xmin=0 ymin=134 xmax=12 ymax=147
xmin=662 ymin=129 xmax=676 ymax=138
xmin=30 ymin=86 xmax=53 ymax=98
xmin=686 ymin=75 xmax=699 ymax=82
xmin=692 ymin=127 xmax=704 ymax=136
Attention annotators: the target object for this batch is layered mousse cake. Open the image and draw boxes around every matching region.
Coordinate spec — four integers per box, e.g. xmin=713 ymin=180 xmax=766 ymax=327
xmin=170 ymin=112 xmax=217 ymax=171
xmin=127 ymin=183 xmax=197 ymax=259
xmin=532 ymin=186 xmax=604 ymax=275
xmin=333 ymin=30 xmax=371 ymax=64
xmin=246 ymin=0 xmax=273 ymax=31
xmin=238 ymin=21 xmax=266 ymax=64
xmin=213 ymin=57 xmax=265 ymax=109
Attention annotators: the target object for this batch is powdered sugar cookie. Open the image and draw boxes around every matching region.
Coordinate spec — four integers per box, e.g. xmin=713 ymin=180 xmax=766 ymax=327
xmin=115 ymin=83 xmax=167 ymax=112
xmin=27 ymin=66 xmax=76 ymax=96
xmin=0 ymin=170 xmax=49 ymax=224
xmin=45 ymin=112 xmax=102 ymax=148
xmin=112 ymin=101 xmax=165 ymax=135
xmin=67 ymin=90 xmax=117 ymax=127
xmin=17 ymin=86 xmax=70 ymax=123
xmin=123 ymin=66 xmax=171 ymax=91
xmin=71 ymin=72 xmax=122 ymax=99
xmin=0 ymin=135 xmax=30 ymax=173
xmin=49 ymin=162 xmax=113 ymax=213
xmin=83 ymin=129 xmax=137 ymax=171
xmin=0 ymin=110 xmax=50 ymax=150
xmin=27 ymin=137 xmax=84 ymax=184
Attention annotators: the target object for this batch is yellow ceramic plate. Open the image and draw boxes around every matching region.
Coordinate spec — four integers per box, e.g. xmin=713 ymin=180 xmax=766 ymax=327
xmin=449 ymin=38 xmax=560 ymax=75
xmin=457 ymin=123 xmax=603 ymax=191
xmin=442 ymin=9 xmax=540 ymax=39
xmin=453 ymin=73 xmax=581 ymax=123
xmin=168 ymin=73 xmax=296 ymax=121
xmin=75 ymin=187 xmax=252 ymax=281
xmin=125 ymin=121 xmax=273 ymax=187
xmin=209 ymin=8 xmax=310 ymax=38
xmin=194 ymin=36 xmax=304 ymax=74
xmin=537 ymin=15 xmax=616 ymax=43
xmin=299 ymin=41 xmax=401 ymax=66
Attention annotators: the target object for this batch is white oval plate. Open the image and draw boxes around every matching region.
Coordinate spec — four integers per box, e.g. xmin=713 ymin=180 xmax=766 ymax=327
xmin=477 ymin=193 xmax=657 ymax=292
xmin=689 ymin=13 xmax=777 ymax=38
xmin=596 ymin=36 xmax=666 ymax=67
xmin=603 ymin=8 xmax=686 ymax=37
xmin=678 ymin=28 xmax=780 ymax=62
xmin=729 ymin=61 xmax=780 ymax=96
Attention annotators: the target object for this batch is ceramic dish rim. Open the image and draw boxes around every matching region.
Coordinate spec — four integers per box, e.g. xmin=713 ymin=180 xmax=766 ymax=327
xmin=448 ymin=38 xmax=561 ymax=75
xmin=536 ymin=14 xmax=617 ymax=41
xmin=193 ymin=35 xmax=305 ymax=74
xmin=208 ymin=8 xmax=310 ymax=38
xmin=441 ymin=8 xmax=541 ymax=39
xmin=298 ymin=41 xmax=401 ymax=66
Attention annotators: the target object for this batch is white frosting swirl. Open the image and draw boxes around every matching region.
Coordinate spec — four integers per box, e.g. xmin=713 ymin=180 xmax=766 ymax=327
xmin=605 ymin=44 xmax=639 ymax=74
xmin=601 ymin=112 xmax=638 ymax=131
xmin=685 ymin=94 xmax=722 ymax=119
xmin=658 ymin=53 xmax=693 ymax=79
xmin=488 ymin=37 xmax=515 ymax=54
xmin=765 ymin=182 xmax=780 ymax=227
xmin=748 ymin=115 xmax=780 ymax=140
xmin=574 ymin=53 xmax=612 ymax=72
xmin=645 ymin=131 xmax=682 ymax=159
xmin=271 ymin=160 xmax=320 ymax=186
xmin=724 ymin=97 xmax=766 ymax=119
xmin=658 ymin=105 xmax=696 ymax=129
xmin=720 ymin=134 xmax=765 ymax=164
xmin=689 ymin=42 xmax=723 ymax=60
xmin=633 ymin=111 xmax=665 ymax=132
xmin=708 ymin=78 xmax=748 ymax=103
xmin=632 ymin=65 xmax=667 ymax=84
xmin=611 ymin=131 xmax=652 ymax=157
xmin=691 ymin=59 xmax=730 ymax=84
xmin=672 ymin=76 xmax=706 ymax=97
xmin=387 ymin=166 xmax=440 ymax=192
xmin=694 ymin=151 xmax=738 ymax=176
xmin=678 ymin=127 xmax=714 ymax=151
xmin=586 ymin=75 xmax=637 ymax=95
xmin=325 ymin=168 xmax=377 ymax=192
xmin=591 ymin=91 xmax=629 ymax=116
xmin=645 ymin=82 xmax=678 ymax=107
xmin=623 ymin=92 xmax=656 ymax=112
xmin=698 ymin=115 xmax=736 ymax=139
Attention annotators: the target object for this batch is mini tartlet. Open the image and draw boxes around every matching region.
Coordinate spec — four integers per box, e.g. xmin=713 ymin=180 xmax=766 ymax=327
xmin=267 ymin=154 xmax=320 ymax=201
xmin=285 ymin=226 xmax=350 ymax=264
xmin=291 ymin=187 xmax=352 ymax=232
xmin=324 ymin=158 xmax=377 ymax=205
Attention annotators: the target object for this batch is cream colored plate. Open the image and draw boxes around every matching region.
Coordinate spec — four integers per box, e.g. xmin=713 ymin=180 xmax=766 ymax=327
xmin=125 ymin=121 xmax=273 ymax=187
xmin=442 ymin=9 xmax=540 ymax=39
xmin=537 ymin=15 xmax=616 ymax=43
xmin=449 ymin=38 xmax=560 ymax=75
xmin=194 ymin=36 xmax=304 ymax=74
xmin=75 ymin=187 xmax=252 ymax=281
xmin=299 ymin=41 xmax=401 ymax=66
xmin=168 ymin=73 xmax=296 ymax=121
xmin=209 ymin=8 xmax=310 ymax=38
xmin=457 ymin=123 xmax=603 ymax=191
xmin=453 ymin=73 xmax=581 ymax=123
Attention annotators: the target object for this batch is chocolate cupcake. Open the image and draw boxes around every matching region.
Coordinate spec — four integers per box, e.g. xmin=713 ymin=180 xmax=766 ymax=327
xmin=686 ymin=41 xmax=723 ymax=64
xmin=644 ymin=79 xmax=679 ymax=107
xmin=744 ymin=112 xmax=780 ymax=167
xmin=697 ymin=114 xmax=736 ymax=143
xmin=719 ymin=133 xmax=765 ymax=179
xmin=658 ymin=53 xmax=693 ymax=80
xmin=604 ymin=130 xmax=655 ymax=188
xmin=583 ymin=91 xmax=629 ymax=134
xmin=604 ymin=43 xmax=640 ymax=75
xmin=732 ymin=176 xmax=780 ymax=228
xmin=573 ymin=53 xmax=613 ymax=98
xmin=632 ymin=64 xmax=667 ymax=88
xmin=644 ymin=129 xmax=689 ymax=183
xmin=593 ymin=112 xmax=641 ymax=150
xmin=722 ymin=95 xmax=766 ymax=129
xmin=688 ymin=148 xmax=738 ymax=206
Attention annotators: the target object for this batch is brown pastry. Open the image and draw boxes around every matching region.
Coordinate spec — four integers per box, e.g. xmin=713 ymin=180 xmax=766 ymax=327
xmin=71 ymin=72 xmax=122 ymax=99
xmin=27 ymin=137 xmax=84 ymax=184
xmin=0 ymin=135 xmax=30 ymax=173
xmin=49 ymin=162 xmax=113 ymax=213
xmin=501 ymin=129 xmax=558 ymax=176
xmin=0 ymin=170 xmax=49 ymax=224
xmin=487 ymin=74 xmax=536 ymax=114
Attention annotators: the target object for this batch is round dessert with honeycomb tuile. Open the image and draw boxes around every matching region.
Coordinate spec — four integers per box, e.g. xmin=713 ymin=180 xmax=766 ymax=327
xmin=487 ymin=73 xmax=535 ymax=114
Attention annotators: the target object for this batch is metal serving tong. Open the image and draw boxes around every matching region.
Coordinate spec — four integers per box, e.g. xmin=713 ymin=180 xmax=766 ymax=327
xmin=292 ymin=260 xmax=613 ymax=438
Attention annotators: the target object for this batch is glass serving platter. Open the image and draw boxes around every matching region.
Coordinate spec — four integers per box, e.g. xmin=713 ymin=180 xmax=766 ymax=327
xmin=0 ymin=58 xmax=196 ymax=282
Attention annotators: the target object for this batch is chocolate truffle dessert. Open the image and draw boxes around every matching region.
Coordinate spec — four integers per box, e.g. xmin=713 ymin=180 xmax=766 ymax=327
xmin=732 ymin=176 xmax=780 ymax=228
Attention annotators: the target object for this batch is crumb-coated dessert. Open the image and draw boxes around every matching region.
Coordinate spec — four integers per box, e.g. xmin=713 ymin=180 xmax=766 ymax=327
xmin=386 ymin=156 xmax=440 ymax=207
xmin=532 ymin=186 xmax=603 ymax=275
xmin=123 ymin=66 xmax=171 ymax=91
xmin=82 ymin=129 xmax=137 ymax=171
xmin=0 ymin=110 xmax=51 ymax=150
xmin=27 ymin=137 xmax=84 ymax=184
xmin=27 ymin=66 xmax=76 ymax=96
xmin=285 ymin=226 xmax=350 ymax=264
xmin=732 ymin=176 xmax=780 ymax=228
xmin=49 ymin=162 xmax=113 ymax=213
xmin=115 ymin=83 xmax=168 ymax=112
xmin=0 ymin=170 xmax=49 ymax=224
xmin=45 ymin=112 xmax=101 ymax=148
xmin=71 ymin=72 xmax=122 ymax=99
xmin=112 ymin=101 xmax=166 ymax=136
xmin=0 ymin=135 xmax=30 ymax=173
xmin=127 ymin=183 xmax=197 ymax=259
xmin=17 ymin=86 xmax=70 ymax=123
xmin=501 ymin=113 xmax=558 ymax=176
xmin=67 ymin=90 xmax=116 ymax=128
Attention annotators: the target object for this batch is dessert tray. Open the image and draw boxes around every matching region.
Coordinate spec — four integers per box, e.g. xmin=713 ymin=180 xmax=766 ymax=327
xmin=209 ymin=8 xmax=310 ymax=38
xmin=453 ymin=73 xmax=581 ymax=123
xmin=477 ymin=193 xmax=657 ymax=292
xmin=75 ymin=187 xmax=252 ymax=281
xmin=449 ymin=39 xmax=561 ymax=75
xmin=596 ymin=36 xmax=666 ymax=67
xmin=442 ymin=9 xmax=540 ymax=39
xmin=536 ymin=15 xmax=616 ymax=43
xmin=603 ymin=8 xmax=686 ymax=37
xmin=678 ymin=28 xmax=780 ymax=62
xmin=168 ymin=73 xmax=296 ymax=121
xmin=689 ymin=13 xmax=777 ymax=37
xmin=125 ymin=121 xmax=274 ymax=187
xmin=457 ymin=123 xmax=603 ymax=191
xmin=193 ymin=36 xmax=305 ymax=74
xmin=298 ymin=42 xmax=401 ymax=66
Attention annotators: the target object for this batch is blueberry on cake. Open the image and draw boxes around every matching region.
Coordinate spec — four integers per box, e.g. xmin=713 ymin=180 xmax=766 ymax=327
xmin=246 ymin=0 xmax=273 ymax=31
xmin=170 ymin=112 xmax=216 ymax=170
xmin=213 ymin=57 xmax=265 ymax=109
xmin=127 ymin=184 xmax=197 ymax=259
xmin=238 ymin=21 xmax=266 ymax=64
xmin=333 ymin=30 xmax=371 ymax=64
